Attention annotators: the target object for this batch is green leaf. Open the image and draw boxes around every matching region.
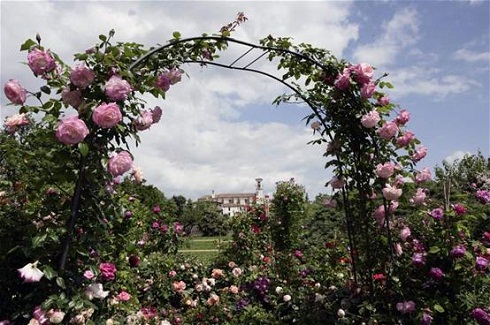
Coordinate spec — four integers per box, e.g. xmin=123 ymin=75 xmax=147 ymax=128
xmin=173 ymin=31 xmax=181 ymax=39
xmin=78 ymin=142 xmax=89 ymax=157
xmin=428 ymin=246 xmax=440 ymax=254
xmin=434 ymin=304 xmax=445 ymax=313
xmin=20 ymin=39 xmax=37 ymax=51
xmin=42 ymin=265 xmax=56 ymax=280
xmin=32 ymin=233 xmax=47 ymax=248
xmin=56 ymin=277 xmax=66 ymax=289
xmin=40 ymin=85 xmax=51 ymax=95
xmin=99 ymin=34 xmax=107 ymax=42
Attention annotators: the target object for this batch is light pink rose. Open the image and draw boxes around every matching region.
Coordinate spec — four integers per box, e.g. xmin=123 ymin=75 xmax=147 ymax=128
xmin=83 ymin=270 xmax=95 ymax=280
xmin=415 ymin=167 xmax=431 ymax=183
xmin=92 ymin=102 xmax=122 ymax=128
xmin=229 ymin=285 xmax=239 ymax=294
xmin=360 ymin=82 xmax=375 ymax=98
xmin=5 ymin=113 xmax=29 ymax=134
xmin=48 ymin=310 xmax=65 ymax=324
xmin=116 ymin=291 xmax=131 ymax=301
xmin=375 ymin=162 xmax=396 ymax=179
xmin=396 ymin=131 xmax=415 ymax=147
xmin=70 ymin=64 xmax=95 ymax=89
xmin=61 ymin=88 xmax=83 ymax=108
xmin=155 ymin=74 xmax=171 ymax=92
xmin=207 ymin=293 xmax=220 ymax=306
xmin=378 ymin=96 xmax=390 ymax=106
xmin=351 ymin=62 xmax=374 ymax=85
xmin=55 ymin=116 xmax=89 ymax=145
xmin=172 ymin=280 xmax=187 ymax=293
xmin=334 ymin=68 xmax=351 ymax=90
xmin=410 ymin=188 xmax=427 ymax=206
xmin=329 ymin=176 xmax=346 ymax=189
xmin=107 ymin=151 xmax=133 ymax=177
xmin=4 ymin=79 xmax=27 ymax=105
xmin=104 ymin=75 xmax=132 ymax=101
xmin=169 ymin=270 xmax=177 ymax=278
xmin=211 ymin=268 xmax=224 ymax=279
xmin=27 ymin=48 xmax=56 ymax=76
xmin=378 ymin=121 xmax=399 ymax=140
xmin=166 ymin=67 xmax=182 ymax=85
xmin=382 ymin=184 xmax=402 ymax=201
xmin=152 ymin=106 xmax=162 ymax=123
xmin=395 ymin=109 xmax=411 ymax=125
xmin=134 ymin=110 xmax=154 ymax=131
xmin=400 ymin=226 xmax=411 ymax=241
xmin=412 ymin=145 xmax=428 ymax=162
xmin=360 ymin=110 xmax=380 ymax=128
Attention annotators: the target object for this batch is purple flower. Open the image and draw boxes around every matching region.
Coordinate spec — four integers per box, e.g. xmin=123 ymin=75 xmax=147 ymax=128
xmin=476 ymin=190 xmax=490 ymax=204
xmin=450 ymin=245 xmax=466 ymax=258
xmin=421 ymin=310 xmax=433 ymax=325
xmin=412 ymin=252 xmax=426 ymax=267
xmin=429 ymin=267 xmax=444 ymax=280
xmin=429 ymin=208 xmax=444 ymax=221
xmin=476 ymin=256 xmax=488 ymax=271
xmin=396 ymin=301 xmax=416 ymax=314
xmin=472 ymin=308 xmax=490 ymax=325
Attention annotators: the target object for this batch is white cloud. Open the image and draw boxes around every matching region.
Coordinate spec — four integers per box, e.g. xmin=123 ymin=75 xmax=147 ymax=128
xmin=452 ymin=48 xmax=490 ymax=63
xmin=444 ymin=150 xmax=472 ymax=165
xmin=353 ymin=7 xmax=419 ymax=67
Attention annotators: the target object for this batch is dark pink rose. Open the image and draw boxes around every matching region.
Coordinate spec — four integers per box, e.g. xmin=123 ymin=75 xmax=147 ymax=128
xmin=27 ymin=48 xmax=56 ymax=76
xmin=395 ymin=109 xmax=411 ymax=125
xmin=151 ymin=106 xmax=162 ymax=123
xmin=360 ymin=82 xmax=375 ymax=98
xmin=351 ymin=62 xmax=374 ymax=85
xmin=4 ymin=79 xmax=27 ymax=105
xmin=107 ymin=151 xmax=133 ymax=177
xmin=61 ymin=88 xmax=83 ymax=108
xmin=105 ymin=75 xmax=132 ymax=101
xmin=334 ymin=68 xmax=351 ymax=90
xmin=378 ymin=96 xmax=390 ymax=106
xmin=155 ymin=74 xmax=171 ymax=92
xmin=70 ymin=65 xmax=95 ymax=89
xmin=99 ymin=262 xmax=117 ymax=281
xmin=55 ymin=116 xmax=89 ymax=145
xmin=92 ymin=102 xmax=122 ymax=128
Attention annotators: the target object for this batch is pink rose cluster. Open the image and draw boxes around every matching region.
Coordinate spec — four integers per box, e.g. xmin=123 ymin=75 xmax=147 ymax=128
xmin=155 ymin=67 xmax=182 ymax=92
xmin=335 ymin=62 xmax=374 ymax=92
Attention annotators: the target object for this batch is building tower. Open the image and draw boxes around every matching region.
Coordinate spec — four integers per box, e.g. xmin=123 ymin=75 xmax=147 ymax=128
xmin=255 ymin=177 xmax=264 ymax=200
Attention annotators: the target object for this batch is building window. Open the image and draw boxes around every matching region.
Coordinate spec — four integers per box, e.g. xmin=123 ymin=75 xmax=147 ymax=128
xmin=244 ymin=199 xmax=249 ymax=204
xmin=229 ymin=199 xmax=233 ymax=204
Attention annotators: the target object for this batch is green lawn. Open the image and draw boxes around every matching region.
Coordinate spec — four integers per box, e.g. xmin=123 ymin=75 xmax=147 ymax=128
xmin=179 ymin=236 xmax=230 ymax=264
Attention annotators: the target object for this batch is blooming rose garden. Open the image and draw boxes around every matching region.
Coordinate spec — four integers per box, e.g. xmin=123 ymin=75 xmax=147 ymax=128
xmin=1 ymin=14 xmax=489 ymax=325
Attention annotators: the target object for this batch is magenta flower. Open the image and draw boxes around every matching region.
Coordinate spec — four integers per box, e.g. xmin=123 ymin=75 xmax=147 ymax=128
xmin=412 ymin=252 xmax=426 ymax=266
xmin=472 ymin=308 xmax=490 ymax=325
xmin=166 ymin=67 xmax=182 ymax=85
xmin=360 ymin=82 xmax=375 ymax=98
xmin=429 ymin=208 xmax=444 ymax=221
xmin=4 ymin=79 xmax=27 ymax=105
xmin=99 ymin=262 xmax=117 ymax=281
xmin=450 ymin=245 xmax=466 ymax=258
xmin=116 ymin=291 xmax=131 ymax=301
xmin=27 ymin=48 xmax=56 ymax=76
xmin=476 ymin=190 xmax=490 ymax=204
xmin=55 ymin=116 xmax=89 ymax=145
xmin=421 ymin=310 xmax=434 ymax=325
xmin=476 ymin=256 xmax=488 ymax=271
xmin=451 ymin=203 xmax=467 ymax=215
xmin=329 ymin=176 xmax=346 ymax=189
xmin=429 ymin=267 xmax=444 ymax=280
xmin=129 ymin=254 xmax=140 ymax=267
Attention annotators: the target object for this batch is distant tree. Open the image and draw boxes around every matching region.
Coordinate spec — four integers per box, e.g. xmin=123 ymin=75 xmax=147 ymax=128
xmin=194 ymin=201 xmax=229 ymax=236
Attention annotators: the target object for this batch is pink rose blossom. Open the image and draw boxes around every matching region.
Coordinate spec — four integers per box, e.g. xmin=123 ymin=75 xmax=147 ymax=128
xmin=18 ymin=262 xmax=44 ymax=283
xmin=70 ymin=64 xmax=95 ymax=89
xmin=172 ymin=280 xmax=187 ymax=293
xmin=329 ymin=176 xmax=346 ymax=189
xmin=48 ymin=310 xmax=65 ymax=324
xmin=61 ymin=88 xmax=83 ymax=108
xmin=396 ymin=131 xmax=415 ymax=147
xmin=55 ymin=116 xmax=89 ymax=145
xmin=207 ymin=293 xmax=220 ymax=306
xmin=351 ymin=62 xmax=374 ymax=85
xmin=116 ymin=291 xmax=131 ymax=301
xmin=378 ymin=96 xmax=390 ymax=106
xmin=375 ymin=162 xmax=396 ymax=179
xmin=360 ymin=82 xmax=375 ymax=98
xmin=382 ymin=184 xmax=402 ymax=201
xmin=395 ymin=109 xmax=411 ymax=125
xmin=429 ymin=267 xmax=444 ymax=280
xmin=169 ymin=270 xmax=177 ymax=278
xmin=27 ymin=48 xmax=56 ymax=76
xmin=232 ymin=267 xmax=242 ymax=277
xmin=107 ymin=151 xmax=133 ymax=177
xmin=334 ymin=68 xmax=351 ymax=90
xmin=360 ymin=110 xmax=380 ymax=128
xmin=166 ymin=67 xmax=182 ymax=85
xmin=452 ymin=203 xmax=467 ymax=215
xmin=99 ymin=262 xmax=117 ymax=281
xmin=400 ymin=226 xmax=411 ymax=241
xmin=378 ymin=121 xmax=399 ymax=140
xmin=92 ymin=102 xmax=122 ymax=128
xmin=134 ymin=110 xmax=154 ymax=131
xmin=410 ymin=188 xmax=427 ymax=206
xmin=152 ymin=106 xmax=162 ymax=123
xmin=4 ymin=79 xmax=27 ymax=105
xmin=155 ymin=74 xmax=171 ymax=92
xmin=394 ymin=243 xmax=403 ymax=256
xmin=396 ymin=301 xmax=416 ymax=314
xmin=412 ymin=145 xmax=428 ymax=162
xmin=429 ymin=208 xmax=444 ymax=221
xmin=211 ymin=268 xmax=224 ymax=279
xmin=105 ymin=75 xmax=132 ymax=101
xmin=415 ymin=167 xmax=432 ymax=183
xmin=4 ymin=113 xmax=29 ymax=134
xmin=83 ymin=270 xmax=95 ymax=280
xmin=229 ymin=285 xmax=239 ymax=294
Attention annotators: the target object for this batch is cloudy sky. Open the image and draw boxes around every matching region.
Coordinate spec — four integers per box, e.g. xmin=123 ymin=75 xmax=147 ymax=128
xmin=1 ymin=0 xmax=489 ymax=200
